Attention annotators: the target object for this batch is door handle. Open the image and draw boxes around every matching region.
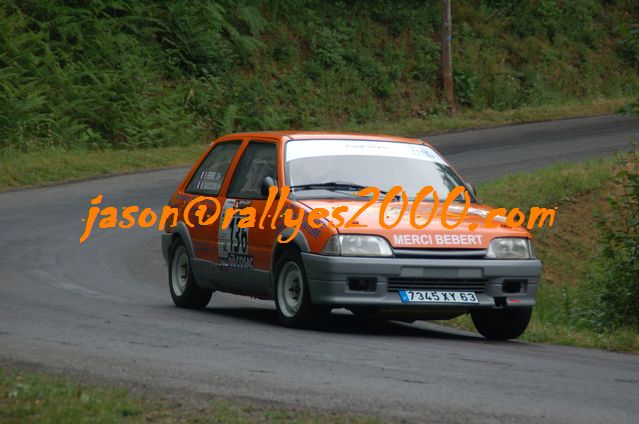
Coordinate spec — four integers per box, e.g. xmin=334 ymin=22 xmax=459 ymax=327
xmin=236 ymin=200 xmax=252 ymax=208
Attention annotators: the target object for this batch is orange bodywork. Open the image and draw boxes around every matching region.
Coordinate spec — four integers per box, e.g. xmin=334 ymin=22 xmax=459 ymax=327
xmin=167 ymin=131 xmax=533 ymax=274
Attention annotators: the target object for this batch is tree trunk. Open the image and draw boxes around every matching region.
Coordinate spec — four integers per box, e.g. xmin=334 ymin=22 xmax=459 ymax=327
xmin=441 ymin=0 xmax=456 ymax=116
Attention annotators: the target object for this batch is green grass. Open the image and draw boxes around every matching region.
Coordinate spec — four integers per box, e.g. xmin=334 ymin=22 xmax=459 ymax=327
xmin=0 ymin=144 xmax=207 ymax=190
xmin=441 ymin=153 xmax=639 ymax=353
xmin=343 ymin=97 xmax=633 ymax=135
xmin=476 ymin=154 xmax=617 ymax=210
xmin=0 ymin=98 xmax=629 ymax=191
xmin=0 ymin=369 xmax=378 ymax=423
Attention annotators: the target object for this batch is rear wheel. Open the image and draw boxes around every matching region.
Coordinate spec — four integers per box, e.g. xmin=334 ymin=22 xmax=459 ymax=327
xmin=470 ymin=307 xmax=532 ymax=340
xmin=169 ymin=240 xmax=213 ymax=309
xmin=274 ymin=250 xmax=328 ymax=327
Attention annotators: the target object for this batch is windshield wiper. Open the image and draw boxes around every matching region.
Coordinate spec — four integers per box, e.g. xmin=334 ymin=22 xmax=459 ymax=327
xmin=289 ymin=181 xmax=399 ymax=199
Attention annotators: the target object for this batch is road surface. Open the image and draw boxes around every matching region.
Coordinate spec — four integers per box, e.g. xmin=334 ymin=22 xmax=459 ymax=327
xmin=1 ymin=114 xmax=638 ymax=423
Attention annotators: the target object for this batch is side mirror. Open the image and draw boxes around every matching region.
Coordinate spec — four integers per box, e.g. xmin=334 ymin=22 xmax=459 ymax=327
xmin=464 ymin=182 xmax=477 ymax=198
xmin=261 ymin=176 xmax=277 ymax=198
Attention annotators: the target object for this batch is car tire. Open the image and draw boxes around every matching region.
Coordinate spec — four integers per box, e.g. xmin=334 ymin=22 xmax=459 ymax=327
xmin=274 ymin=249 xmax=328 ymax=327
xmin=470 ymin=307 xmax=532 ymax=340
xmin=169 ymin=239 xmax=213 ymax=309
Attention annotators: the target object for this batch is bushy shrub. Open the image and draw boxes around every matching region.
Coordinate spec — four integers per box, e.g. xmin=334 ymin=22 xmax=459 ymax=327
xmin=453 ymin=70 xmax=479 ymax=107
xmin=617 ymin=23 xmax=639 ymax=68
xmin=577 ymin=152 xmax=639 ymax=330
xmin=1 ymin=0 xmax=639 ymax=152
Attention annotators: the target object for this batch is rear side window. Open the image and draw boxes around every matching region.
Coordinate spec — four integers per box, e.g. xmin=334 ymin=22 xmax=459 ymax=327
xmin=227 ymin=142 xmax=277 ymax=199
xmin=186 ymin=141 xmax=241 ymax=195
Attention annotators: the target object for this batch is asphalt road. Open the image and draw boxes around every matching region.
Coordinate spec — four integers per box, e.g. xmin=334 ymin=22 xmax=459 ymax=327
xmin=1 ymin=115 xmax=638 ymax=423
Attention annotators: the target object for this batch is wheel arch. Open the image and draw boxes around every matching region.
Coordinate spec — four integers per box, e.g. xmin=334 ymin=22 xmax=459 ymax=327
xmin=270 ymin=230 xmax=310 ymax=282
xmin=169 ymin=221 xmax=196 ymax=258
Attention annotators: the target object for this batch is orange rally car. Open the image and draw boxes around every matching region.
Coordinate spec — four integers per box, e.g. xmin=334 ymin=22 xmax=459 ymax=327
xmin=161 ymin=132 xmax=542 ymax=340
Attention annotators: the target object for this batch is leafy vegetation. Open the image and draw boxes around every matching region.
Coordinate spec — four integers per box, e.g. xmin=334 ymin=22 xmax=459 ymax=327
xmin=0 ymin=99 xmax=630 ymax=191
xmin=576 ymin=152 xmax=639 ymax=330
xmin=1 ymin=0 xmax=638 ymax=152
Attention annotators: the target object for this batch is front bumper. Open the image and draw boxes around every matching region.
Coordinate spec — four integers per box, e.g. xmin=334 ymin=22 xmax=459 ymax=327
xmin=301 ymin=253 xmax=542 ymax=309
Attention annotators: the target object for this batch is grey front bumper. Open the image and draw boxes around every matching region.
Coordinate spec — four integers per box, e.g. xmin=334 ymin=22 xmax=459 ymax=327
xmin=301 ymin=253 xmax=542 ymax=309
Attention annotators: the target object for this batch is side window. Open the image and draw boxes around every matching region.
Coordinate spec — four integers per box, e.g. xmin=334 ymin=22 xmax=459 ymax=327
xmin=227 ymin=142 xmax=277 ymax=199
xmin=186 ymin=141 xmax=242 ymax=196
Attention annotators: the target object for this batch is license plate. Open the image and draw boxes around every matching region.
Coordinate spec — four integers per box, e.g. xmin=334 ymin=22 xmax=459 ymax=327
xmin=398 ymin=290 xmax=478 ymax=304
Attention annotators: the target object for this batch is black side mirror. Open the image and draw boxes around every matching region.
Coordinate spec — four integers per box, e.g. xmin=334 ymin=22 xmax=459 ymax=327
xmin=464 ymin=182 xmax=477 ymax=198
xmin=261 ymin=176 xmax=277 ymax=197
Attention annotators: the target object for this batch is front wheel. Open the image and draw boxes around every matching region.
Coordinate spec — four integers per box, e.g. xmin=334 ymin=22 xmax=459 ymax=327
xmin=169 ymin=240 xmax=213 ymax=309
xmin=274 ymin=250 xmax=328 ymax=327
xmin=470 ymin=307 xmax=532 ymax=340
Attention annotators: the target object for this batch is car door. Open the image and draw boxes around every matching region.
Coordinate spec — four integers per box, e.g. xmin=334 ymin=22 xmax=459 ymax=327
xmin=214 ymin=140 xmax=278 ymax=298
xmin=182 ymin=140 xmax=243 ymax=286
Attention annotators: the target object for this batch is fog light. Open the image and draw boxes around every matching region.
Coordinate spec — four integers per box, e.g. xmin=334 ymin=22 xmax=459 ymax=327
xmin=347 ymin=277 xmax=377 ymax=292
xmin=502 ymin=279 xmax=525 ymax=294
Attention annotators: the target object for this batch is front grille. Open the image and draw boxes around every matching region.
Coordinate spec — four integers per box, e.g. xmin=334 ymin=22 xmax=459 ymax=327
xmin=393 ymin=249 xmax=487 ymax=259
xmin=387 ymin=277 xmax=488 ymax=293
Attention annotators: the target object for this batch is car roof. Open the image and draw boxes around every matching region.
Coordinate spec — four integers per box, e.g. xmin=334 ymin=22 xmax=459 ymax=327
xmin=216 ymin=131 xmax=424 ymax=145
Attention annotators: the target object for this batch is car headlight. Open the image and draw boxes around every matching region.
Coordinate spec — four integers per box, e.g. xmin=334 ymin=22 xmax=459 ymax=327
xmin=321 ymin=235 xmax=393 ymax=257
xmin=486 ymin=237 xmax=534 ymax=259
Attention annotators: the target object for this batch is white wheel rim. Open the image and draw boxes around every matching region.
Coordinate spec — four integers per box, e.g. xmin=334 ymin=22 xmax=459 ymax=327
xmin=171 ymin=246 xmax=189 ymax=296
xmin=277 ymin=262 xmax=303 ymax=318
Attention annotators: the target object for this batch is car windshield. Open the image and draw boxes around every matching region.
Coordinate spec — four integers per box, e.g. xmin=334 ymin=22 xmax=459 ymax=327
xmin=285 ymin=139 xmax=471 ymax=201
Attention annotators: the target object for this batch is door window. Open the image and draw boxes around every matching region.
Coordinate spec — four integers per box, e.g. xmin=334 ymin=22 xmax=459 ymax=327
xmin=186 ymin=141 xmax=242 ymax=196
xmin=227 ymin=142 xmax=277 ymax=199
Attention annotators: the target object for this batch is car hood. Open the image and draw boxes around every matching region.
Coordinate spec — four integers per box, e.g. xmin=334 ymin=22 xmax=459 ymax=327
xmin=296 ymin=199 xmax=531 ymax=249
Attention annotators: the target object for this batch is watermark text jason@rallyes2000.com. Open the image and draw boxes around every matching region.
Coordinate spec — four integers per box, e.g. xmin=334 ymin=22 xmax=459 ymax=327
xmin=79 ymin=185 xmax=556 ymax=244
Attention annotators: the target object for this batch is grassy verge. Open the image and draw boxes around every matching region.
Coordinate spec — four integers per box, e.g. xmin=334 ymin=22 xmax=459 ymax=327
xmin=441 ymin=153 xmax=639 ymax=352
xmin=0 ymin=98 xmax=631 ymax=191
xmin=0 ymin=368 xmax=377 ymax=423
xmin=0 ymin=144 xmax=207 ymax=191
xmin=343 ymin=97 xmax=632 ymax=135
